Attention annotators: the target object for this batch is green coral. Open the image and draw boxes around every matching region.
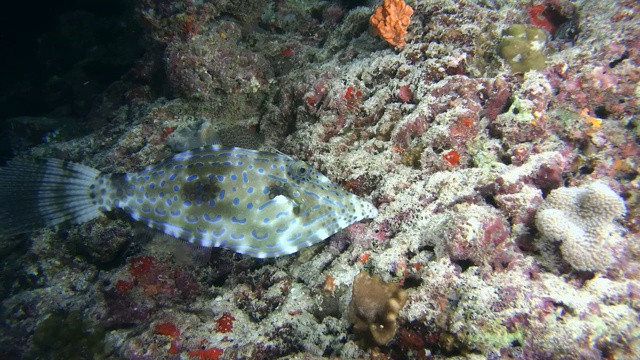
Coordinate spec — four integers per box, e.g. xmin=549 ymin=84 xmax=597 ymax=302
xmin=498 ymin=25 xmax=547 ymax=73
xmin=458 ymin=322 xmax=525 ymax=352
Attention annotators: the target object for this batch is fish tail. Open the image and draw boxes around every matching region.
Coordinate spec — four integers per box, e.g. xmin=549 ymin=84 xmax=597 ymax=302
xmin=0 ymin=158 xmax=103 ymax=236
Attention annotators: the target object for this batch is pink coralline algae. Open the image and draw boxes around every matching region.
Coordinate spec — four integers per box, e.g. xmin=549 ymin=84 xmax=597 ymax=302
xmin=443 ymin=207 xmax=520 ymax=272
xmin=391 ymin=114 xmax=428 ymax=148
xmin=397 ymin=84 xmax=413 ymax=103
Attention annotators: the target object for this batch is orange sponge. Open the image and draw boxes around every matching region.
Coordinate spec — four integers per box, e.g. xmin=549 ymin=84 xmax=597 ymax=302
xmin=370 ymin=0 xmax=414 ymax=48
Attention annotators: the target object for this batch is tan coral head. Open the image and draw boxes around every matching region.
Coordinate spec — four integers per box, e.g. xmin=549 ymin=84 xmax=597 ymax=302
xmin=348 ymin=271 xmax=408 ymax=345
xmin=535 ymin=181 xmax=627 ymax=271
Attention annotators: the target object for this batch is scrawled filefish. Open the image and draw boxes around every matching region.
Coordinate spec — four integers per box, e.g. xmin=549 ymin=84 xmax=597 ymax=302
xmin=0 ymin=146 xmax=378 ymax=258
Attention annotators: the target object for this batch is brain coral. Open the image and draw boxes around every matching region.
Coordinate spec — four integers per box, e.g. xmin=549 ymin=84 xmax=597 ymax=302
xmin=535 ymin=182 xmax=627 ymax=271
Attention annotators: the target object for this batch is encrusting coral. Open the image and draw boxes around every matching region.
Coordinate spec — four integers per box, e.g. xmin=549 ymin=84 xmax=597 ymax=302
xmin=348 ymin=271 xmax=408 ymax=345
xmin=369 ymin=0 xmax=413 ymax=48
xmin=497 ymin=24 xmax=548 ymax=73
xmin=535 ymin=182 xmax=628 ymax=271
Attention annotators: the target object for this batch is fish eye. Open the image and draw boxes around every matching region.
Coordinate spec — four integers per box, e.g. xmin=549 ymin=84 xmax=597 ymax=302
xmin=290 ymin=161 xmax=311 ymax=181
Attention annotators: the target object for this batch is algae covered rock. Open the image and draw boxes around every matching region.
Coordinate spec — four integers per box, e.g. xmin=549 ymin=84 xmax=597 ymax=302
xmin=498 ymin=25 xmax=547 ymax=73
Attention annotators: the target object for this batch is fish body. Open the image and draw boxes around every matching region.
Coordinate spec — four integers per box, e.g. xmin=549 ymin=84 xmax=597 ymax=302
xmin=0 ymin=146 xmax=377 ymax=258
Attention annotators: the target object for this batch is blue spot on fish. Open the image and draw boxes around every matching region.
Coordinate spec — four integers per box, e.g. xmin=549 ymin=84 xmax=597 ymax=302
xmin=288 ymin=233 xmax=302 ymax=242
xmin=231 ymin=216 xmax=247 ymax=224
xmin=252 ymin=230 xmax=269 ymax=240
xmin=203 ymin=213 xmax=221 ymax=223
xmin=304 ymin=190 xmax=320 ymax=199
xmin=321 ymin=197 xmax=336 ymax=205
xmin=259 ymin=199 xmax=276 ymax=210
xmin=212 ymin=229 xmax=225 ymax=238
xmin=303 ymin=211 xmax=335 ymax=227
xmin=268 ymin=174 xmax=287 ymax=183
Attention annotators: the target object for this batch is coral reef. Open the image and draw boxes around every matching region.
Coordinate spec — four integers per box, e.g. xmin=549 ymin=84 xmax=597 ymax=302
xmin=535 ymin=182 xmax=628 ymax=271
xmin=0 ymin=0 xmax=639 ymax=359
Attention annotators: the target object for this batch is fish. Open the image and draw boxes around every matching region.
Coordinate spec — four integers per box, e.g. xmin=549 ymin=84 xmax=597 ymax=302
xmin=0 ymin=146 xmax=378 ymax=258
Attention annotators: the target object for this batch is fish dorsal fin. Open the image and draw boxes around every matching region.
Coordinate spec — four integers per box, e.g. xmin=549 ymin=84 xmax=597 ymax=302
xmin=270 ymin=147 xmax=294 ymax=160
